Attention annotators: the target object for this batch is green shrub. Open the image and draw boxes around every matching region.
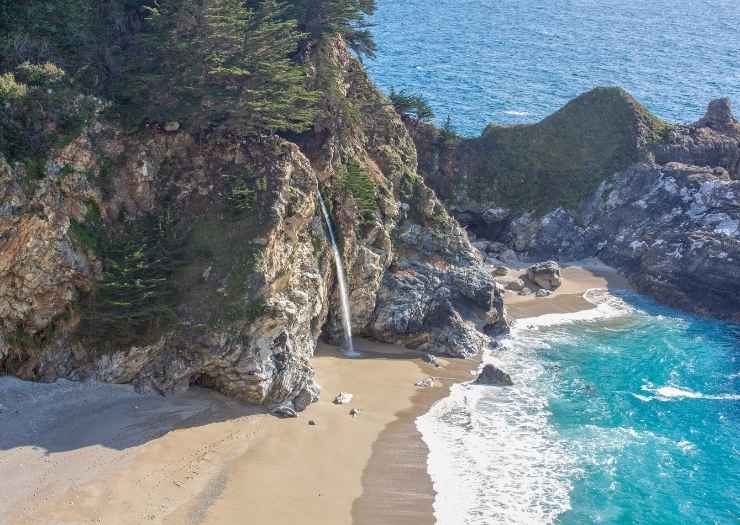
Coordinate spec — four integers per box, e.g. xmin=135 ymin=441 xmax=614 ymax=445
xmin=15 ymin=62 xmax=66 ymax=85
xmin=0 ymin=72 xmax=27 ymax=101
xmin=78 ymin=212 xmax=187 ymax=346
xmin=340 ymin=161 xmax=378 ymax=225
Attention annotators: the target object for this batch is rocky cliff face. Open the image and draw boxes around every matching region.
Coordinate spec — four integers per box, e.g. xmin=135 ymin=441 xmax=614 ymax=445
xmin=411 ymin=94 xmax=740 ymax=321
xmin=0 ymin=38 xmax=505 ymax=410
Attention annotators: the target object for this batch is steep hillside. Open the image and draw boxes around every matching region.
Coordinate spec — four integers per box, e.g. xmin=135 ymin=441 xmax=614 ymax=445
xmin=414 ymin=87 xmax=669 ymax=215
xmin=0 ymin=36 xmax=506 ymax=411
xmin=410 ymin=95 xmax=740 ymax=320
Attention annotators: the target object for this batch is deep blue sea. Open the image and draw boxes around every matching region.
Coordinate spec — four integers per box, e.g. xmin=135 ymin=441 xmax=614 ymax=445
xmin=367 ymin=0 xmax=740 ymax=136
xmin=366 ymin=2 xmax=740 ymax=522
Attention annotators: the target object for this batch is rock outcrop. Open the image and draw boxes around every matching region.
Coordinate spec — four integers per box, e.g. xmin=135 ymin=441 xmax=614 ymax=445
xmin=526 ymin=261 xmax=562 ymax=290
xmin=0 ymin=37 xmax=506 ymax=409
xmin=474 ymin=363 xmax=513 ymax=386
xmin=410 ymin=94 xmax=740 ymax=321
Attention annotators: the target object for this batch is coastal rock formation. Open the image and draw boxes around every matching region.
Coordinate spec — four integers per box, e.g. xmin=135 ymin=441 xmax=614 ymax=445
xmin=410 ymin=93 xmax=740 ymax=321
xmin=0 ymin=38 xmax=505 ymax=408
xmin=526 ymin=261 xmax=562 ymax=290
xmin=474 ymin=363 xmax=513 ymax=386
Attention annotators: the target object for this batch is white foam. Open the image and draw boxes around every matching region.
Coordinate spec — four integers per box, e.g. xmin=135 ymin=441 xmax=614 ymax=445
xmin=640 ymin=384 xmax=740 ymax=401
xmin=513 ymin=289 xmax=633 ymax=330
xmin=503 ymin=110 xmax=531 ymax=116
xmin=418 ymin=329 xmax=576 ymax=524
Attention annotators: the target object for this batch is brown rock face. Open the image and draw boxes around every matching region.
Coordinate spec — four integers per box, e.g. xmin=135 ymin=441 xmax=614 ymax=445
xmin=697 ymin=98 xmax=738 ymax=132
xmin=0 ymin=37 xmax=506 ymax=409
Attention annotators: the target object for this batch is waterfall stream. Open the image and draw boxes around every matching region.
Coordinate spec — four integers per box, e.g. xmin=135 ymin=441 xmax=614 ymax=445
xmin=317 ymin=186 xmax=359 ymax=357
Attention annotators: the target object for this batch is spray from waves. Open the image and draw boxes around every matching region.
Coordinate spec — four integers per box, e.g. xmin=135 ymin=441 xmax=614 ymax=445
xmin=417 ymin=288 xmax=635 ymax=524
xmin=638 ymin=385 xmax=740 ymax=401
xmin=514 ymin=288 xmax=634 ymax=330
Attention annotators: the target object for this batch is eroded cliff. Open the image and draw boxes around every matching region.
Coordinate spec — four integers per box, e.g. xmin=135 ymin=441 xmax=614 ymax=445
xmin=411 ymin=93 xmax=740 ymax=320
xmin=0 ymin=38 xmax=506 ymax=410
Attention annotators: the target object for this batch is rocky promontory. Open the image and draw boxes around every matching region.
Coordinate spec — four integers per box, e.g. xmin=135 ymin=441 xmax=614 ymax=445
xmin=410 ymin=91 xmax=740 ymax=321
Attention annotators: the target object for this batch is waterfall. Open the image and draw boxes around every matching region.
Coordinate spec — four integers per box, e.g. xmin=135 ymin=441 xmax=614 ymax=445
xmin=316 ymin=186 xmax=360 ymax=357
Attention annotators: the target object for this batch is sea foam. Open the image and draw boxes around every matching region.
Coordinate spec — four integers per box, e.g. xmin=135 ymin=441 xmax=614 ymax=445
xmin=417 ymin=289 xmax=636 ymax=524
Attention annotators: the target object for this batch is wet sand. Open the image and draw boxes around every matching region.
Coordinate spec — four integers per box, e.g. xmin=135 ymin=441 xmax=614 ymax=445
xmin=0 ymin=261 xmax=629 ymax=524
xmin=504 ymin=260 xmax=631 ymax=319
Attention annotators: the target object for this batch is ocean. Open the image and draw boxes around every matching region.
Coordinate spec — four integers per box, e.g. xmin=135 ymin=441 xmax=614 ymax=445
xmin=366 ymin=1 xmax=740 ymax=523
xmin=417 ymin=291 xmax=740 ymax=524
xmin=366 ymin=0 xmax=740 ymax=136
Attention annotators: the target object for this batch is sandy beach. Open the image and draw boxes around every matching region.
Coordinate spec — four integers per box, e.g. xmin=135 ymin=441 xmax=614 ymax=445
xmin=0 ymin=261 xmax=629 ymax=525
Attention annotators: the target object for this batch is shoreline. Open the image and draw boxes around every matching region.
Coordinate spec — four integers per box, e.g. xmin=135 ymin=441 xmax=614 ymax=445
xmin=1 ymin=261 xmax=629 ymax=525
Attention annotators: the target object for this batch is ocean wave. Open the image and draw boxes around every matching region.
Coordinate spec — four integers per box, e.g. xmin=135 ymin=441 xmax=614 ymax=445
xmin=638 ymin=384 xmax=740 ymax=401
xmin=512 ymin=289 xmax=633 ymax=331
xmin=418 ymin=330 xmax=576 ymax=524
xmin=503 ymin=110 xmax=531 ymax=116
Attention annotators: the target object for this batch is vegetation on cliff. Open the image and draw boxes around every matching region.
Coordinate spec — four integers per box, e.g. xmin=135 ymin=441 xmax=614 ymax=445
xmin=414 ymin=87 xmax=670 ymax=214
xmin=0 ymin=0 xmax=375 ymax=140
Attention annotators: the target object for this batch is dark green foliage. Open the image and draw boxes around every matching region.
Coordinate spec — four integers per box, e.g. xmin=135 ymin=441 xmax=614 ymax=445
xmin=462 ymin=87 xmax=667 ymax=213
xmin=2 ymin=1 xmax=319 ymax=139
xmin=78 ymin=212 xmax=187 ymax=345
xmin=340 ymin=161 xmax=378 ymax=224
xmin=118 ymin=0 xmax=318 ymax=135
xmin=287 ymin=0 xmax=376 ymax=58
xmin=224 ymin=170 xmax=259 ymax=217
xmin=69 ymin=200 xmax=104 ymax=253
xmin=388 ymin=87 xmax=435 ymax=123
xmin=438 ymin=115 xmax=461 ymax=145
xmin=0 ymin=62 xmax=98 ymax=164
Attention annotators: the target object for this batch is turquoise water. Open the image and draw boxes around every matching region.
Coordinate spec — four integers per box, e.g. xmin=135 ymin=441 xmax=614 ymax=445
xmin=371 ymin=3 xmax=740 ymax=521
xmin=417 ymin=291 xmax=740 ymax=524
xmin=367 ymin=0 xmax=740 ymax=135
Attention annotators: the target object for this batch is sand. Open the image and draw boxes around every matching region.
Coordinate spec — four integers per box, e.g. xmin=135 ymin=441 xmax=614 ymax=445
xmin=503 ymin=259 xmax=630 ymax=319
xmin=0 ymin=261 xmax=628 ymax=525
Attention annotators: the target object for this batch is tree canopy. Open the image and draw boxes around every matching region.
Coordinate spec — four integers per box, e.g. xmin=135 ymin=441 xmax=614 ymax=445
xmin=0 ymin=0 xmax=377 ymax=138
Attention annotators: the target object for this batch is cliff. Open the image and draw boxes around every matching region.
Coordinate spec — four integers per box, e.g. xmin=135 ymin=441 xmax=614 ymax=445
xmin=411 ymin=93 xmax=740 ymax=321
xmin=0 ymin=38 xmax=506 ymax=411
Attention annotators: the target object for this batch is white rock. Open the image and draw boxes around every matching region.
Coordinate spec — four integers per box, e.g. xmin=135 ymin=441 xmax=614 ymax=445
xmin=333 ymin=392 xmax=353 ymax=405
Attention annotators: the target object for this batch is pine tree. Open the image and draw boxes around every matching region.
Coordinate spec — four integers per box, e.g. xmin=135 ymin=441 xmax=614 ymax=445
xmin=212 ymin=0 xmax=318 ymax=135
xmin=287 ymin=0 xmax=376 ymax=58
xmin=118 ymin=0 xmax=317 ymax=136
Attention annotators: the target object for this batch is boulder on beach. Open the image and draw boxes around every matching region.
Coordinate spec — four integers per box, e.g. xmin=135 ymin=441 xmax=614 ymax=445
xmin=422 ymin=353 xmax=442 ymax=367
xmin=333 ymin=392 xmax=353 ymax=405
xmin=474 ymin=364 xmax=513 ymax=386
xmin=271 ymin=403 xmax=298 ymax=418
xmin=527 ymin=261 xmax=562 ymax=290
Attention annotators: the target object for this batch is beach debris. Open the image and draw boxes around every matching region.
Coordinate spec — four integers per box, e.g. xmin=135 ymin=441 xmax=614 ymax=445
xmin=333 ymin=392 xmax=353 ymax=405
xmin=536 ymin=289 xmax=552 ymax=297
xmin=349 ymin=408 xmax=361 ymax=417
xmin=308 ymin=419 xmax=317 ymax=426
xmin=526 ymin=260 xmax=562 ymax=290
xmin=474 ymin=363 xmax=514 ymax=386
xmin=415 ymin=377 xmax=435 ymax=388
xmin=422 ymin=353 xmax=441 ymax=367
xmin=271 ymin=403 xmax=298 ymax=418
xmin=493 ymin=266 xmax=509 ymax=276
